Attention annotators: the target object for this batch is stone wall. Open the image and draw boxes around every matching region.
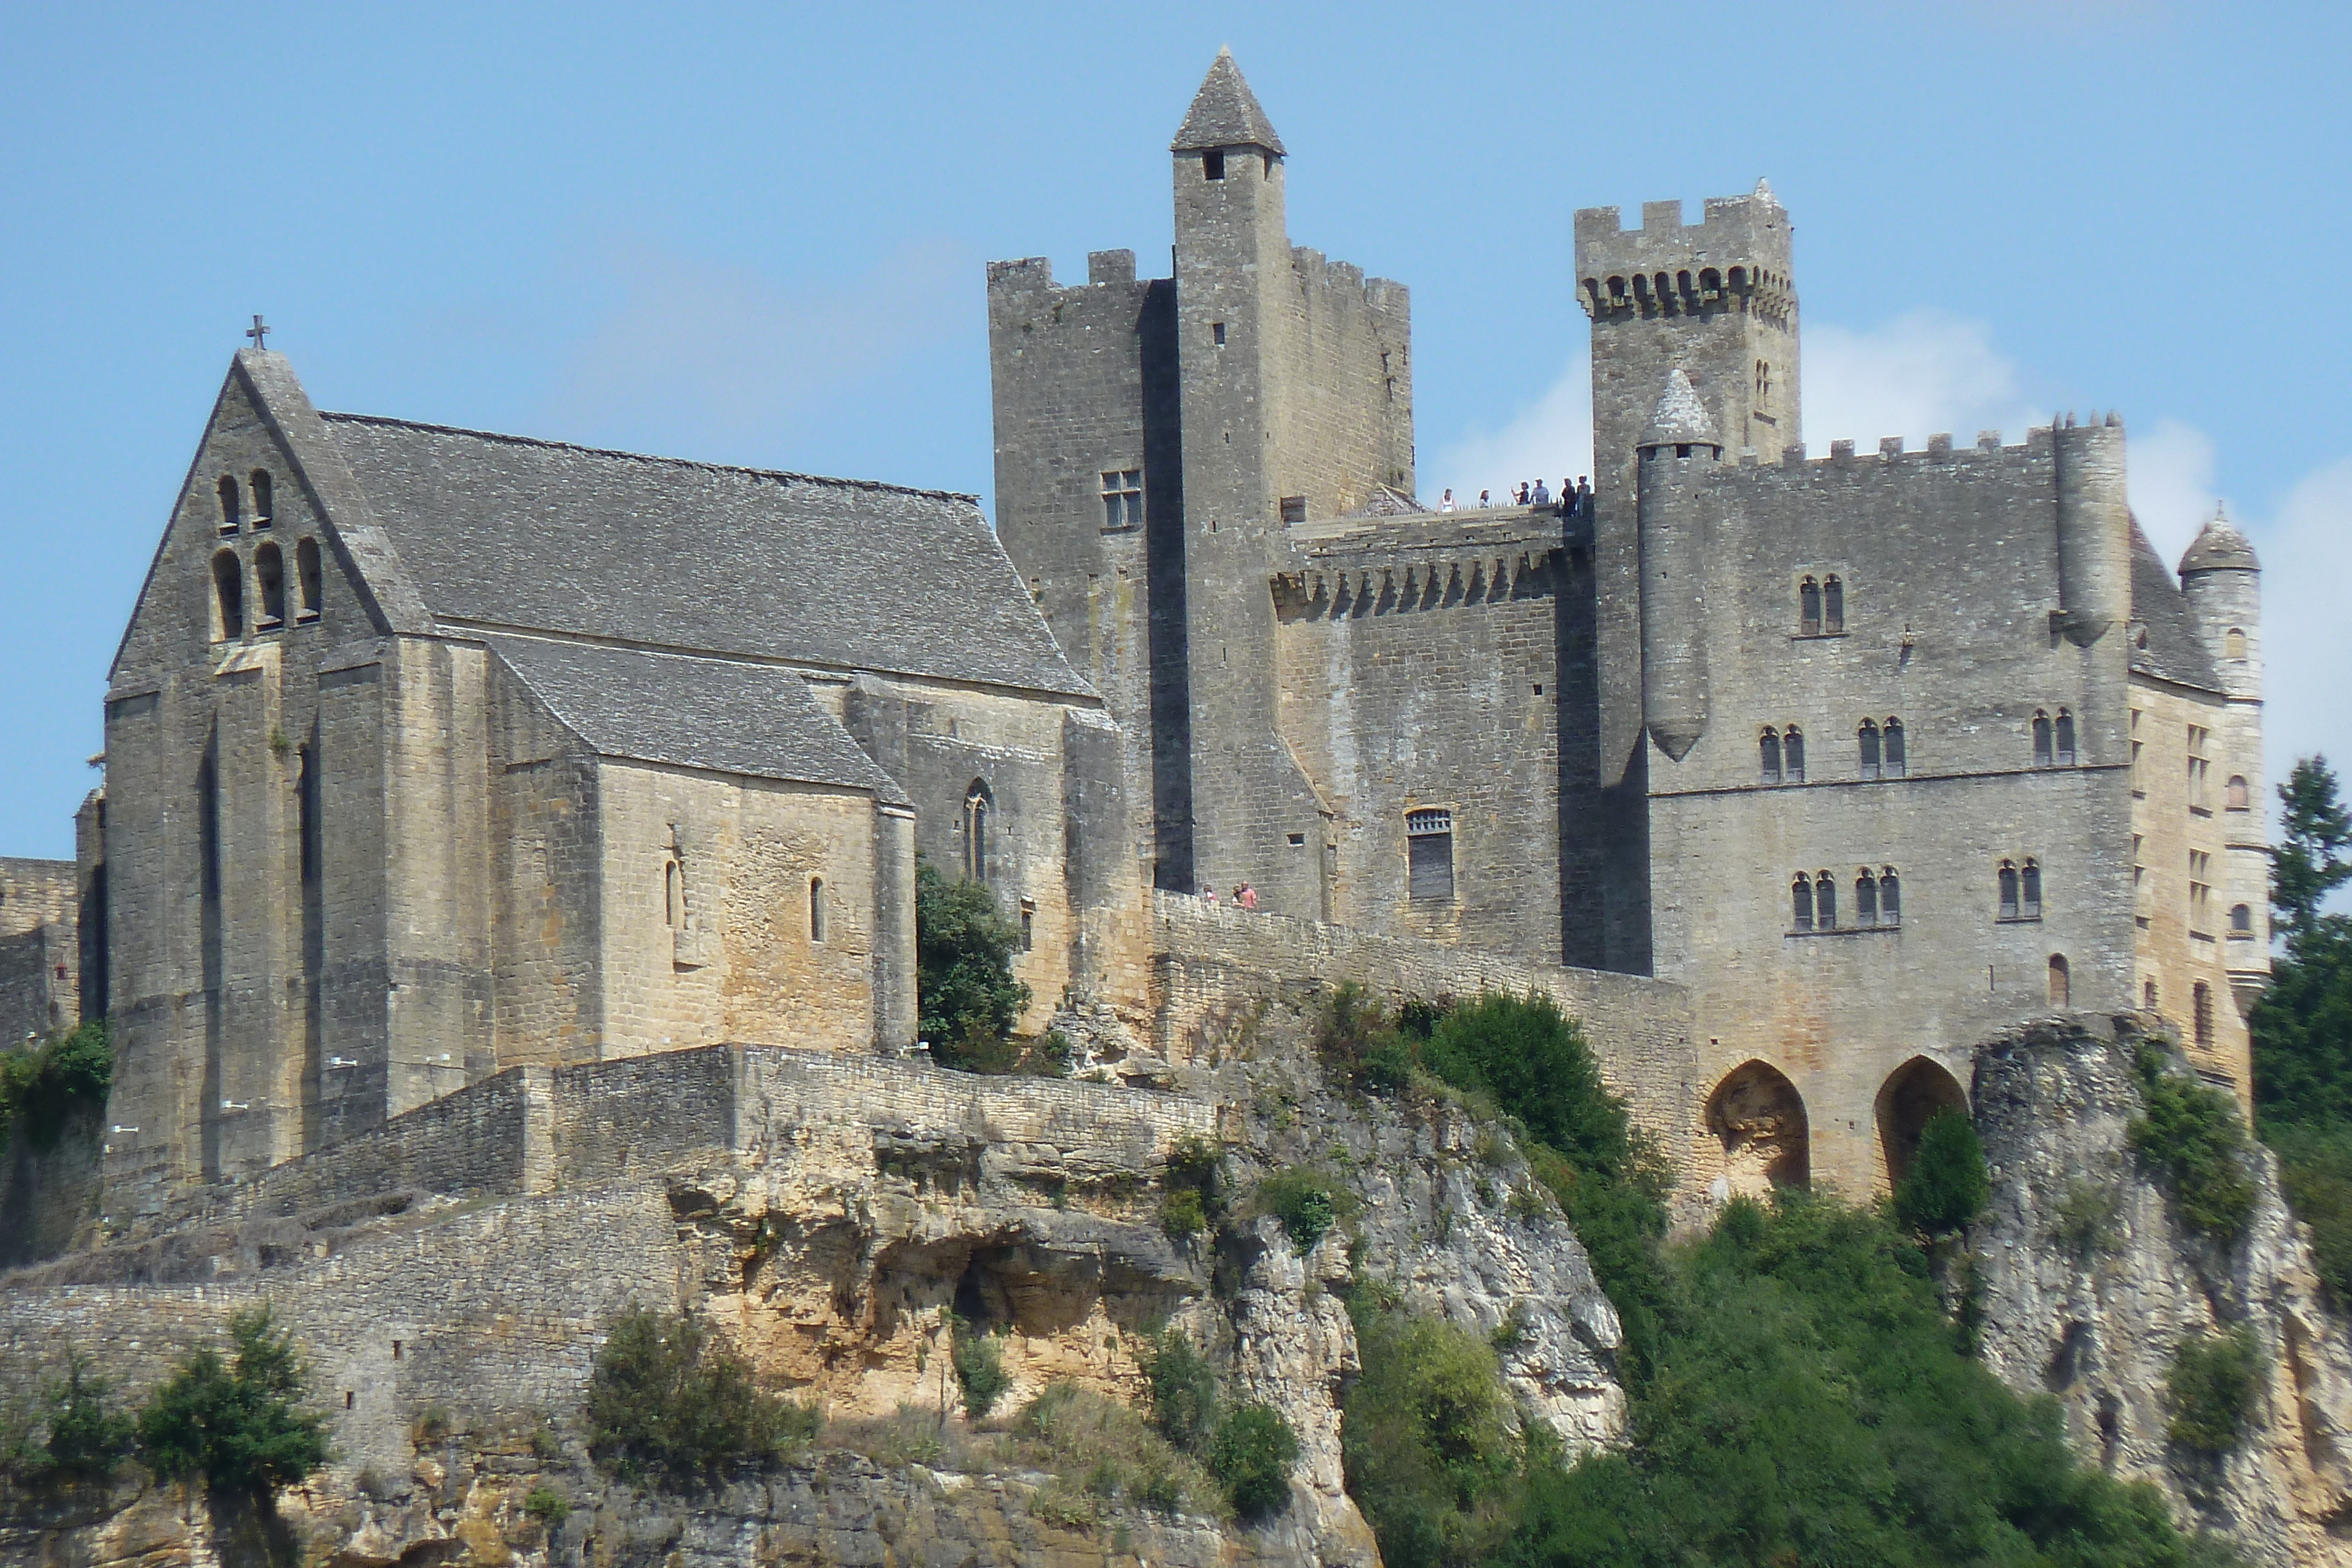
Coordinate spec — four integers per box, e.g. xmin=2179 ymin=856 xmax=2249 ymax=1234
xmin=0 ymin=858 xmax=79 ymax=1047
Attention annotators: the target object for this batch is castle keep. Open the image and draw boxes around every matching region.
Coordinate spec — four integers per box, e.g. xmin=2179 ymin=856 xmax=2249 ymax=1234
xmin=45 ymin=51 xmax=2266 ymax=1219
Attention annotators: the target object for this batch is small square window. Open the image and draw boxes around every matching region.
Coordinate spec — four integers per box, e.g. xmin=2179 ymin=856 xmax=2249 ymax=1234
xmin=1203 ymin=150 xmax=1225 ymax=180
xmin=1287 ymin=832 xmax=1306 ymax=847
xmin=1279 ymin=494 xmax=1307 ymax=525
xmin=1212 ymin=321 xmax=1227 ymax=346
xmin=1100 ymin=469 xmax=1143 ymax=530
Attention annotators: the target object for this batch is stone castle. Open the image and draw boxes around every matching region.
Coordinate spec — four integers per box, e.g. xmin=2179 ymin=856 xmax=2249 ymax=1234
xmin=21 ymin=49 xmax=2267 ymax=1220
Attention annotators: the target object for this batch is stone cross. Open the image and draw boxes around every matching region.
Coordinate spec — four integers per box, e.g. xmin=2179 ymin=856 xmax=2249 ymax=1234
xmin=246 ymin=315 xmax=269 ymax=350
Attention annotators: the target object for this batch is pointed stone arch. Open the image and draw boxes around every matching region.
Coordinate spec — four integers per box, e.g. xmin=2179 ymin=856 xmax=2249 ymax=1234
xmin=1875 ymin=1055 xmax=1968 ymax=1192
xmin=1704 ymin=1060 xmax=1810 ymax=1196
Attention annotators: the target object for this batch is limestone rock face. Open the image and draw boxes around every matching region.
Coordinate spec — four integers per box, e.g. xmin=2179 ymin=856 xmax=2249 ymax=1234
xmin=1969 ymin=1016 xmax=2352 ymax=1567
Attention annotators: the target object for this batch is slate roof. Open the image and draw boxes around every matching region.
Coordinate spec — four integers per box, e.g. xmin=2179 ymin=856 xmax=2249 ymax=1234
xmin=1171 ymin=49 xmax=1287 ymax=155
xmin=319 ymin=414 xmax=1091 ymax=700
xmin=2129 ymin=520 xmax=2223 ymax=695
xmin=1643 ymin=366 xmax=1719 ymax=447
xmin=2180 ymin=507 xmax=2261 ymax=574
xmin=482 ymin=634 xmax=908 ymax=803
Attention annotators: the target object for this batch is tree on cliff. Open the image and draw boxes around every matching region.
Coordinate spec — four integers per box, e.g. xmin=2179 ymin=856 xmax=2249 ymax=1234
xmin=914 ymin=860 xmax=1031 ymax=1071
xmin=135 ymin=1306 xmax=328 ymax=1500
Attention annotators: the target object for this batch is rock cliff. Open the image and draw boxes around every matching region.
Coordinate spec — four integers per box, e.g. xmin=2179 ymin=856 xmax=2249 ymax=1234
xmin=1970 ymin=1015 xmax=2352 ymax=1567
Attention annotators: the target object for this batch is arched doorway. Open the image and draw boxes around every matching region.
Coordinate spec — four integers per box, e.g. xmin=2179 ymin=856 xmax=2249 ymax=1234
xmin=1705 ymin=1061 xmax=1810 ymax=1197
xmin=1875 ymin=1056 xmax=1967 ymax=1192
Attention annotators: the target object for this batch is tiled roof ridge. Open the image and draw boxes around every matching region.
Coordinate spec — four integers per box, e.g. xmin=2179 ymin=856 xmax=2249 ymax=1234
xmin=318 ymin=411 xmax=979 ymax=505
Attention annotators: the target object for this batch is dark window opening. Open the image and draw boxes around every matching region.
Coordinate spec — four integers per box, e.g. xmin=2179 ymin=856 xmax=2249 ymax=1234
xmin=254 ymin=542 xmax=285 ymax=628
xmin=2033 ymin=710 xmax=2054 ymax=767
xmin=1823 ymin=574 xmax=1845 ymax=634
xmin=1856 ymin=869 xmax=1879 ymax=924
xmin=1884 ymin=718 xmax=1906 ymax=777
xmin=964 ymin=782 xmax=993 ymax=884
xmin=1019 ymin=898 xmax=1035 ymax=951
xmin=1792 ymin=873 xmax=1814 ymax=931
xmin=1406 ymin=808 xmax=1454 ymax=903
xmin=295 ymin=536 xmax=322 ymax=620
xmin=1813 ymin=869 xmax=1837 ymax=929
xmin=663 ymin=859 xmax=682 ymax=927
xmin=1999 ymin=860 xmax=2020 ymax=920
xmin=1279 ymin=494 xmax=1307 ymax=525
xmin=1287 ymin=832 xmax=1306 ymax=847
xmin=1799 ymin=576 xmax=1821 ymax=636
xmin=216 ymin=476 xmax=241 ymax=534
xmin=1760 ymin=727 xmax=1782 ymax=784
xmin=1859 ymin=718 xmax=1881 ymax=780
xmin=2055 ymin=708 xmax=2077 ymax=765
xmin=2193 ymin=981 xmax=2214 ymax=1047
xmin=2145 ymin=979 xmax=2160 ymax=1009
xmin=212 ymin=549 xmax=243 ymax=640
xmin=249 ymin=469 xmax=273 ymax=529
xmin=2021 ymin=858 xmax=2043 ymax=918
xmin=1100 ymin=469 xmax=1143 ymax=530
xmin=1784 ymin=726 xmax=1806 ymax=783
xmin=346 ymin=1391 xmax=354 ymax=1410
xmin=1212 ymin=320 xmax=1227 ymax=346
xmin=1202 ymin=149 xmax=1225 ymax=180
xmin=2230 ymin=902 xmax=2254 ymax=935
xmin=1880 ymin=867 xmax=1901 ymax=925
xmin=810 ymin=877 xmax=826 ymax=943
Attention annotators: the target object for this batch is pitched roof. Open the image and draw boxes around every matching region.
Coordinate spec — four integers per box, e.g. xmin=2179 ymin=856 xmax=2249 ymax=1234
xmin=1643 ymin=366 xmax=1719 ymax=447
xmin=318 ymin=414 xmax=1091 ymax=699
xmin=483 ymin=634 xmax=908 ymax=803
xmin=2129 ymin=520 xmax=2222 ymax=694
xmin=1171 ymin=48 xmax=1286 ymax=155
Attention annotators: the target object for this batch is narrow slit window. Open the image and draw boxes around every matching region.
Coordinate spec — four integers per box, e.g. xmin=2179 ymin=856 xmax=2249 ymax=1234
xmin=1879 ymin=867 xmax=1901 ymax=925
xmin=1784 ymin=726 xmax=1806 ymax=783
xmin=1405 ymin=808 xmax=1454 ymax=903
xmin=1799 ymin=576 xmax=1821 ymax=636
xmin=2033 ymin=711 xmax=2053 ymax=767
xmin=1813 ymin=869 xmax=1837 ymax=929
xmin=2193 ymin=981 xmax=2214 ymax=1048
xmin=1999 ymin=860 xmax=2020 ymax=921
xmin=809 ymin=877 xmax=826 ymax=942
xmin=1884 ymin=717 xmax=1906 ymax=777
xmin=211 ymin=549 xmax=243 ymax=640
xmin=2021 ymin=858 xmax=2043 ymax=918
xmin=1212 ymin=320 xmax=1227 ymax=346
xmin=1019 ymin=898 xmax=1035 ymax=951
xmin=963 ymin=782 xmax=993 ymax=884
xmin=249 ymin=469 xmax=274 ymax=529
xmin=295 ymin=536 xmax=322 ymax=620
xmin=1858 ymin=718 xmax=1881 ymax=780
xmin=1823 ymin=575 xmax=1845 ymax=634
xmin=663 ymin=859 xmax=683 ymax=927
xmin=1100 ymin=469 xmax=1144 ymax=530
xmin=254 ymin=542 xmax=285 ymax=628
xmin=216 ymin=476 xmax=241 ymax=534
xmin=1759 ymin=727 xmax=1782 ymax=784
xmin=1856 ymin=868 xmax=1879 ymax=924
xmin=1792 ymin=873 xmax=1814 ymax=932
xmin=2054 ymin=708 xmax=2076 ymax=765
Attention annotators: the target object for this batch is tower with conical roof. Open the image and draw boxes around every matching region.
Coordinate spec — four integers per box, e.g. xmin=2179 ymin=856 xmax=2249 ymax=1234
xmin=1635 ymin=367 xmax=1722 ymax=761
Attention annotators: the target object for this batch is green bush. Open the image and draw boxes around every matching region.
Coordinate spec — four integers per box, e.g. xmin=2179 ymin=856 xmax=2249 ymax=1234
xmin=1160 ymin=1133 xmax=1224 ymax=1242
xmin=523 ymin=1483 xmax=571 ymax=1529
xmin=2166 ymin=1327 xmax=2267 ymax=1458
xmin=1255 ymin=1165 xmax=1357 ymax=1255
xmin=1158 ymin=1186 xmax=1207 ymax=1240
xmin=1342 ymin=1287 xmax=1525 ymax=1565
xmin=1140 ymin=1329 xmax=1220 ymax=1455
xmin=2050 ymin=1181 xmax=2126 ymax=1267
xmin=584 ymin=1306 xmax=816 ymax=1485
xmin=42 ymin=1354 xmax=135 ymax=1482
xmin=1317 ymin=984 xmax=1425 ymax=1094
xmin=915 ymin=861 xmax=1032 ymax=1071
xmin=1009 ymin=1382 xmax=1221 ymax=1517
xmin=0 ymin=1022 xmax=112 ymax=1151
xmin=1208 ymin=1403 xmax=1298 ymax=1520
xmin=136 ymin=1305 xmax=329 ymax=1499
xmin=2130 ymin=1043 xmax=2257 ymax=1241
xmin=1895 ymin=1108 xmax=1991 ymax=1235
xmin=950 ymin=1315 xmax=1011 ymax=1421
xmin=2267 ymin=1125 xmax=2352 ymax=1306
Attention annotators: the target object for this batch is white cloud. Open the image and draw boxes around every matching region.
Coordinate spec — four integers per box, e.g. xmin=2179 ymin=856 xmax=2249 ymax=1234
xmin=2257 ymin=457 xmax=2352 ymax=788
xmin=1432 ymin=352 xmax=1592 ymax=507
xmin=2125 ymin=417 xmax=2217 ymax=565
xmin=1800 ymin=311 xmax=2045 ymax=453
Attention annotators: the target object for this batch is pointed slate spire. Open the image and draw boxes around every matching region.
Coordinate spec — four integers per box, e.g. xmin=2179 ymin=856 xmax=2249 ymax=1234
xmin=1171 ymin=48 xmax=1286 ymax=155
xmin=1642 ymin=366 xmax=1719 ymax=447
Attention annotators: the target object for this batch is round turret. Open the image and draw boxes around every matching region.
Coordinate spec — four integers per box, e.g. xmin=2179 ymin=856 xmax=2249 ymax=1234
xmin=2179 ymin=504 xmax=2261 ymax=575
xmin=2179 ymin=504 xmax=2261 ymax=700
xmin=1637 ymin=367 xmax=1718 ymax=760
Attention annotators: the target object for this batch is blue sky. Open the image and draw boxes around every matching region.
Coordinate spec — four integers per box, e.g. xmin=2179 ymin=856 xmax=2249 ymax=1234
xmin=2 ymin=1 xmax=2347 ymax=860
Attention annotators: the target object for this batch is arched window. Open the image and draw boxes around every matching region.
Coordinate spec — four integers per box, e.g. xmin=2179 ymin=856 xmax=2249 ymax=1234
xmin=254 ymin=542 xmax=285 ymax=628
xmin=1856 ymin=868 xmax=1879 ymax=924
xmin=1759 ymin=727 xmax=1782 ymax=784
xmin=2054 ymin=708 xmax=2076 ymax=765
xmin=211 ymin=549 xmax=243 ymax=640
xmin=2144 ymin=978 xmax=2159 ymax=1009
xmin=1799 ymin=576 xmax=1822 ymax=636
xmin=963 ymin=781 xmax=993 ymax=884
xmin=249 ymin=470 xmax=274 ymax=529
xmin=1858 ymin=718 xmax=1881 ymax=780
xmin=1823 ymin=575 xmax=1845 ymax=634
xmin=2048 ymin=954 xmax=2071 ymax=1007
xmin=2021 ymin=858 xmax=2043 ymax=918
xmin=1792 ymin=873 xmax=1814 ymax=931
xmin=2230 ymin=902 xmax=2254 ymax=936
xmin=2032 ymin=710 xmax=2053 ymax=767
xmin=663 ymin=858 xmax=683 ymax=927
xmin=1879 ymin=867 xmax=1901 ymax=925
xmin=2225 ymin=627 xmax=2247 ymax=661
xmin=2226 ymin=775 xmax=2250 ymax=811
xmin=1999 ymin=860 xmax=2020 ymax=920
xmin=810 ymin=877 xmax=827 ymax=942
xmin=216 ymin=476 xmax=241 ymax=534
xmin=1814 ymin=869 xmax=1837 ymax=929
xmin=1884 ymin=717 xmax=1907 ymax=777
xmin=295 ymin=537 xmax=322 ymax=621
xmin=1783 ymin=726 xmax=1806 ymax=783
xmin=2193 ymin=981 xmax=2214 ymax=1048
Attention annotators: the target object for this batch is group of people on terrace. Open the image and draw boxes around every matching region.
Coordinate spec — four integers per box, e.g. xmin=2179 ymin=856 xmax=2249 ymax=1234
xmin=1200 ymin=881 xmax=1259 ymax=910
xmin=1436 ymin=477 xmax=1589 ymax=513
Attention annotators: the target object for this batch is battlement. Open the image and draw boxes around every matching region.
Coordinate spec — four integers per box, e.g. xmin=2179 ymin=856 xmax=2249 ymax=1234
xmin=985 ymin=250 xmax=1160 ymax=297
xmin=1574 ymin=188 xmax=1794 ymax=327
xmin=1718 ymin=426 xmax=2056 ymax=483
xmin=1290 ymin=246 xmax=1409 ymax=314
